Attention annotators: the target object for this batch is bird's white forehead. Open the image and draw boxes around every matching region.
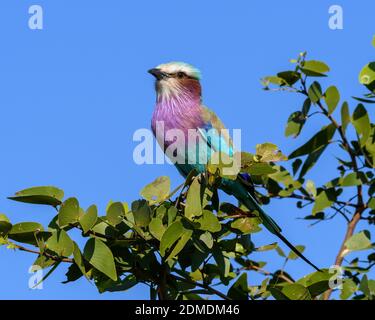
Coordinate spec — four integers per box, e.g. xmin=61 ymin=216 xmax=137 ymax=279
xmin=156 ymin=62 xmax=201 ymax=79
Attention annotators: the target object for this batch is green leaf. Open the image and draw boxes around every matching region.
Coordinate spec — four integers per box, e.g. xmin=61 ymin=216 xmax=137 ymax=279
xmin=341 ymin=102 xmax=350 ymax=133
xmin=46 ymin=230 xmax=74 ymax=257
xmin=199 ymin=231 xmax=214 ymax=249
xmin=155 ymin=205 xmax=167 ymax=220
xmin=79 ymin=205 xmax=98 ymax=234
xmin=72 ymin=242 xmax=87 ymax=277
xmin=140 ymin=176 xmax=170 ymax=203
xmin=365 ymin=126 xmax=375 ymax=168
xmin=185 ymin=177 xmax=202 ymax=219
xmin=359 ymin=275 xmax=371 ymax=297
xmin=276 ymin=71 xmax=300 ymax=86
xmin=367 ymin=198 xmax=375 ymax=210
xmin=262 ymin=76 xmax=284 ymax=86
xmin=167 ymin=206 xmax=178 ymax=226
xmin=312 ymin=189 xmax=336 ymax=215
xmin=0 ymin=214 xmax=10 ymax=224
xmin=340 ymin=278 xmax=358 ymax=299
xmin=83 ymin=238 xmax=117 ymax=281
xmin=287 ymin=245 xmax=305 ymax=260
xmin=352 ymin=96 xmax=375 ymax=104
xmin=198 ymin=210 xmax=221 ymax=233
xmin=256 ymin=242 xmax=278 ymax=252
xmin=148 ymin=217 xmax=166 ymax=241
xmin=227 ymin=273 xmax=248 ymax=300
xmin=240 ymin=152 xmax=255 ymax=167
xmin=344 ymin=231 xmax=372 ymax=254
xmin=359 ymin=62 xmax=375 ymax=92
xmin=212 ymin=248 xmax=231 ymax=278
xmin=0 ymin=237 xmax=8 ymax=246
xmin=131 ymin=200 xmax=151 ymax=227
xmin=97 ymin=274 xmax=138 ymax=293
xmin=160 ymin=221 xmax=184 ymax=257
xmin=352 ymin=104 xmax=371 ymax=146
xmin=63 ymin=263 xmax=83 ymax=284
xmin=324 ymin=86 xmax=340 ymax=114
xmin=270 ymin=283 xmax=312 ymax=300
xmin=268 ymin=166 xmax=301 ymax=192
xmin=106 ymin=202 xmax=125 ymax=226
xmin=275 ymin=246 xmax=286 ymax=258
xmin=0 ymin=214 xmax=12 ymax=237
xmin=32 ymin=255 xmax=55 ymax=269
xmin=341 ymin=172 xmax=366 ymax=187
xmin=8 ymin=222 xmax=45 ymax=245
xmin=292 ymin=159 xmax=302 ymax=175
xmin=301 ymin=97 xmax=312 ymax=116
xmin=90 ymin=218 xmax=119 ymax=240
xmin=208 ymin=152 xmax=239 ymax=180
xmin=285 ymin=111 xmax=305 ymax=138
xmin=231 ymin=217 xmax=262 ymax=234
xmin=358 ymin=275 xmax=375 ymax=298
xmin=301 ymin=60 xmax=330 ymax=76
xmin=297 ymin=270 xmax=331 ymax=297
xmin=8 ymin=186 xmax=64 ymax=206
xmin=365 ymin=279 xmax=375 ymax=298
xmin=298 ymin=144 xmax=326 ymax=179
xmin=166 ymin=228 xmax=193 ymax=261
xmin=289 ymin=123 xmax=336 ymax=159
xmin=308 ymin=81 xmax=323 ymax=103
xmin=245 ymin=163 xmax=277 ymax=175
xmin=305 ymin=180 xmax=317 ymax=197
xmin=58 ymin=198 xmax=80 ymax=228
xmin=255 ymin=143 xmax=287 ymax=162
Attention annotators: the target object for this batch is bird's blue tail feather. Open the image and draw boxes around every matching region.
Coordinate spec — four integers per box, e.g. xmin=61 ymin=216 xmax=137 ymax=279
xmin=225 ymin=180 xmax=321 ymax=272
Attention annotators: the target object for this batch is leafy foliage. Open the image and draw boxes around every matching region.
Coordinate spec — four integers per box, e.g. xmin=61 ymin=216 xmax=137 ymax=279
xmin=1 ymin=41 xmax=375 ymax=300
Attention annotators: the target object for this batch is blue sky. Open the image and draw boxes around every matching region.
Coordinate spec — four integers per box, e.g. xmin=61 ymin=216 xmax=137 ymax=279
xmin=0 ymin=0 xmax=373 ymax=299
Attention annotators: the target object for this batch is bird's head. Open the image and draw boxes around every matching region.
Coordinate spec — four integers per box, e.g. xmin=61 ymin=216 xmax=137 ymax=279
xmin=148 ymin=62 xmax=202 ymax=102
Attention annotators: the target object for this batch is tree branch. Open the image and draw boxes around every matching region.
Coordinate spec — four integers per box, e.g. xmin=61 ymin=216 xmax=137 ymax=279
xmin=299 ymin=78 xmax=367 ymax=300
xmin=282 ymin=193 xmax=358 ymax=208
xmin=242 ymin=264 xmax=294 ymax=284
xmin=323 ymin=205 xmax=365 ymax=300
xmin=170 ymin=274 xmax=231 ymax=300
xmin=13 ymin=243 xmax=74 ymax=263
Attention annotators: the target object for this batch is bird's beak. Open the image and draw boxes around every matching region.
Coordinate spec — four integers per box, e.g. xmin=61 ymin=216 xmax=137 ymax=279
xmin=148 ymin=68 xmax=169 ymax=80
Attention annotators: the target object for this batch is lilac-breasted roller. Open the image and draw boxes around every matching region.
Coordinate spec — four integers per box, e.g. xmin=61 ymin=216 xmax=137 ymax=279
xmin=148 ymin=62 xmax=319 ymax=271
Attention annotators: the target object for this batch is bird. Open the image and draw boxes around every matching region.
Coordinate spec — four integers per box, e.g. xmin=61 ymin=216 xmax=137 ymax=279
xmin=148 ymin=61 xmax=320 ymax=271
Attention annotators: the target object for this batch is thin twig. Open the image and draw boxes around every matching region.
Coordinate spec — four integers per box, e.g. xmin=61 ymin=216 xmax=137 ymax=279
xmin=14 ymin=243 xmax=73 ymax=263
xmin=170 ymin=274 xmax=231 ymax=300
xmin=278 ymin=193 xmax=358 ymax=208
xmin=242 ymin=265 xmax=294 ymax=284
xmin=331 ymin=205 xmax=350 ymax=223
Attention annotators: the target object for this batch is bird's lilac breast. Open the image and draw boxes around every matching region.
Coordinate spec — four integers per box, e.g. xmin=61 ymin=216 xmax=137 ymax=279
xmin=151 ymin=99 xmax=206 ymax=148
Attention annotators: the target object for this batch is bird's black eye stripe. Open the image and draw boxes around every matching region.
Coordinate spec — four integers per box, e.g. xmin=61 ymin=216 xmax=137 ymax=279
xmin=170 ymin=71 xmax=197 ymax=80
xmin=176 ymin=71 xmax=185 ymax=78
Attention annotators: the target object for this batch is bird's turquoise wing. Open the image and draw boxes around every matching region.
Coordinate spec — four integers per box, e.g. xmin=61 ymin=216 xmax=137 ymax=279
xmin=174 ymin=105 xmax=233 ymax=176
xmin=199 ymin=105 xmax=234 ymax=157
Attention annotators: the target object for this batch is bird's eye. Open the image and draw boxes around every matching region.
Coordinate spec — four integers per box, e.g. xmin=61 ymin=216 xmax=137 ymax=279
xmin=177 ymin=72 xmax=185 ymax=78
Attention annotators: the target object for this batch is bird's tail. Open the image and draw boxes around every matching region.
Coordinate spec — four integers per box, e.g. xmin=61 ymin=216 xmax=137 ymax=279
xmin=239 ymin=191 xmax=321 ymax=272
